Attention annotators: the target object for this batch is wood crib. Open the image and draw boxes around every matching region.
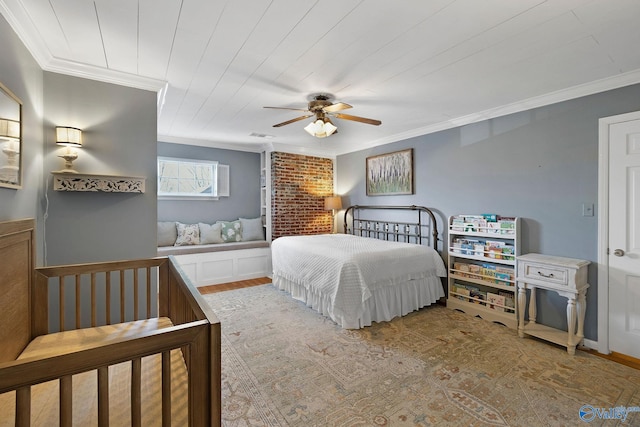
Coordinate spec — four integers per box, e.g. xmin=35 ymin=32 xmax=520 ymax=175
xmin=0 ymin=218 xmax=221 ymax=426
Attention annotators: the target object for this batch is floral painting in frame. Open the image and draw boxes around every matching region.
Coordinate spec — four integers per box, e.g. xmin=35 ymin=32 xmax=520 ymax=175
xmin=366 ymin=148 xmax=413 ymax=196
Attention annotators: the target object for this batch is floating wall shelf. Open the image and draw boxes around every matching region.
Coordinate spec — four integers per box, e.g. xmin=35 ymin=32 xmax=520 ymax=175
xmin=52 ymin=172 xmax=146 ymax=193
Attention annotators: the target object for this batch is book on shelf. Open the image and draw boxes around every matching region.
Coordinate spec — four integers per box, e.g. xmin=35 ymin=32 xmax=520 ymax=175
xmin=451 ymin=217 xmax=465 ymax=231
xmin=451 ymin=215 xmax=516 ymax=235
xmin=498 ymin=217 xmax=516 ymax=235
xmin=486 ymin=292 xmax=506 ymax=311
xmin=467 ymin=286 xmax=486 ymax=305
xmin=452 ymin=283 xmax=471 ymax=301
xmin=495 ymin=268 xmax=513 ymax=286
xmin=499 ymin=291 xmax=515 ymax=311
xmin=482 ymin=214 xmax=498 ymax=222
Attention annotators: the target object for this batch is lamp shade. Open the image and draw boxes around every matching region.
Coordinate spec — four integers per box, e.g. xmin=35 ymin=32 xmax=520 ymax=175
xmin=304 ymin=118 xmax=337 ymax=138
xmin=324 ymin=196 xmax=342 ymax=211
xmin=0 ymin=118 xmax=19 ymax=139
xmin=56 ymin=126 xmax=82 ymax=147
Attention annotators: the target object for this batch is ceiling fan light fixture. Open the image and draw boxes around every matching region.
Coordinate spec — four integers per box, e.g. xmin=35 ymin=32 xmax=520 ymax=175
xmin=323 ymin=117 xmax=337 ymax=136
xmin=304 ymin=117 xmax=337 ymax=138
xmin=266 ymin=94 xmax=379 ymax=136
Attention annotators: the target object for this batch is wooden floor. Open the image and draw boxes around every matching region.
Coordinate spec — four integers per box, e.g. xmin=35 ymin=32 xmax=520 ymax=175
xmin=582 ymin=349 xmax=640 ymax=371
xmin=200 ymin=278 xmax=640 ymax=371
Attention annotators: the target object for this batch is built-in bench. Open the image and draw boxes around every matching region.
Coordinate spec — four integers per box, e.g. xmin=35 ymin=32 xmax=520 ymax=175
xmin=158 ymin=240 xmax=272 ymax=287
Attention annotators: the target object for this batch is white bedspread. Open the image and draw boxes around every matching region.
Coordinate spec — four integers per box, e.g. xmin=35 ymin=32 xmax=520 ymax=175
xmin=271 ymin=234 xmax=446 ymax=328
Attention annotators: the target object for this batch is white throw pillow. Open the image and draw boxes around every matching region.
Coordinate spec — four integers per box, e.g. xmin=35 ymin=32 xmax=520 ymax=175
xmin=239 ymin=217 xmax=264 ymax=241
xmin=157 ymin=221 xmax=177 ymax=246
xmin=174 ymin=222 xmax=200 ymax=246
xmin=199 ymin=222 xmax=223 ymax=244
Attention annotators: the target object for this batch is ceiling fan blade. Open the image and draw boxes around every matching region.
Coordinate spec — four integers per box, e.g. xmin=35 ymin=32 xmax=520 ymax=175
xmin=264 ymin=106 xmax=309 ymax=112
xmin=322 ymin=102 xmax=352 ymax=113
xmin=333 ymin=113 xmax=381 ymax=126
xmin=272 ymin=115 xmax=313 ymax=127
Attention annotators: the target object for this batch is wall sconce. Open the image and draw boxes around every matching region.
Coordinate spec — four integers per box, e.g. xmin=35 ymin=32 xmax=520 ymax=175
xmin=0 ymin=118 xmax=20 ymax=139
xmin=0 ymin=118 xmax=20 ymax=170
xmin=324 ymin=195 xmax=343 ymax=233
xmin=55 ymin=126 xmax=82 ymax=173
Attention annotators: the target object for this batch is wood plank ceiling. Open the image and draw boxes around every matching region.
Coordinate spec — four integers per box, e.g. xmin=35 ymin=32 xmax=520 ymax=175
xmin=2 ymin=0 xmax=640 ymax=156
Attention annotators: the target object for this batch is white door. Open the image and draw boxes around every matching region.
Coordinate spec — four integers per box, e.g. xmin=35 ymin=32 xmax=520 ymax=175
xmin=608 ymin=118 xmax=640 ymax=358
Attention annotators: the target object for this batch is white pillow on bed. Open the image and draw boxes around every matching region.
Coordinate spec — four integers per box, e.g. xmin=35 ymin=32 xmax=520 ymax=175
xmin=239 ymin=217 xmax=264 ymax=241
xmin=199 ymin=222 xmax=223 ymax=244
xmin=174 ymin=222 xmax=200 ymax=246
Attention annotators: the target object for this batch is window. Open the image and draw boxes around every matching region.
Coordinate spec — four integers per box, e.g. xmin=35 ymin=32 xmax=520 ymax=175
xmin=158 ymin=157 xmax=228 ymax=199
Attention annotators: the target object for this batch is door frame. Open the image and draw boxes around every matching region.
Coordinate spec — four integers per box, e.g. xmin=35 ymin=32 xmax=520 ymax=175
xmin=597 ymin=110 xmax=640 ymax=355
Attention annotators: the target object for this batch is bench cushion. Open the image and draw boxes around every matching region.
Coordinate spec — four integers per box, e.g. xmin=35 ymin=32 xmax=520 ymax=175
xmin=157 ymin=240 xmax=269 ymax=256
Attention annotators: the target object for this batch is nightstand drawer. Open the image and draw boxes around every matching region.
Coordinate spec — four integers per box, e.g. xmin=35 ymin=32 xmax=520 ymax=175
xmin=520 ymin=262 xmax=568 ymax=286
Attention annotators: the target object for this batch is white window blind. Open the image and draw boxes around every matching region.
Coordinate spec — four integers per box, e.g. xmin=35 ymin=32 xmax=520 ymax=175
xmin=158 ymin=157 xmax=229 ymax=199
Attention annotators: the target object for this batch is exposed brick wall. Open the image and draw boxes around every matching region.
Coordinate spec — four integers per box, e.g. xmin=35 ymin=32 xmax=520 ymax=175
xmin=270 ymin=151 xmax=334 ymax=239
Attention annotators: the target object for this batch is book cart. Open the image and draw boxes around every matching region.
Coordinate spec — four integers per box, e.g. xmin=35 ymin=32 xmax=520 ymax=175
xmin=446 ymin=214 xmax=520 ymax=329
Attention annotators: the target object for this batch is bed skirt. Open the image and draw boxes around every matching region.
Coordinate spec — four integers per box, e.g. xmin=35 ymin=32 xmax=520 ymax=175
xmin=272 ymin=274 xmax=445 ymax=329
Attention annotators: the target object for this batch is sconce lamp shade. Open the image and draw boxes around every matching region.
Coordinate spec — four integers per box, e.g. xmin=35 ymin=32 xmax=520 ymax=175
xmin=56 ymin=126 xmax=82 ymax=147
xmin=324 ymin=196 xmax=343 ymax=211
xmin=0 ymin=118 xmax=20 ymax=139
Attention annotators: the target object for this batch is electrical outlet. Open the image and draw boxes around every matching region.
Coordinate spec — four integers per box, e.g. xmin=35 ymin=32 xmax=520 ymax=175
xmin=582 ymin=203 xmax=594 ymax=217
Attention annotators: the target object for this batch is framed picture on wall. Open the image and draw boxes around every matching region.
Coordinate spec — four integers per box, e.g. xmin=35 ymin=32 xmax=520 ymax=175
xmin=366 ymin=148 xmax=413 ymax=196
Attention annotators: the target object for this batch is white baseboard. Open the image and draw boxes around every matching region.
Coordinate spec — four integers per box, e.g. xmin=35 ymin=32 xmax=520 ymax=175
xmin=581 ymin=338 xmax=599 ymax=351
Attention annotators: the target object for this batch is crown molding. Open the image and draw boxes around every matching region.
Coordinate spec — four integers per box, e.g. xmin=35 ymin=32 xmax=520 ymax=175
xmin=0 ymin=0 xmax=165 ymax=93
xmin=44 ymin=57 xmax=166 ymax=93
xmin=340 ymin=69 xmax=640 ymax=156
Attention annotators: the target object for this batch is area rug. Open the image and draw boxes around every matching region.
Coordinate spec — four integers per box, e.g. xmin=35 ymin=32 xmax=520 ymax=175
xmin=204 ymin=284 xmax=640 ymax=426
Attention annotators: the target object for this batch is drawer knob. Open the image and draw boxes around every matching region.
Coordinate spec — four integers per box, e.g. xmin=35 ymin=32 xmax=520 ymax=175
xmin=613 ymin=249 xmax=625 ymax=257
xmin=537 ymin=271 xmax=554 ymax=278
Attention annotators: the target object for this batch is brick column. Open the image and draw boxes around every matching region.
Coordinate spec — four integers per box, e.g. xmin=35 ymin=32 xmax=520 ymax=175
xmin=270 ymin=152 xmax=334 ymax=239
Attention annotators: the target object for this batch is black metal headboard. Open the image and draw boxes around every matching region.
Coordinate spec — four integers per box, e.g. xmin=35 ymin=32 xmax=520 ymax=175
xmin=343 ymin=205 xmax=439 ymax=250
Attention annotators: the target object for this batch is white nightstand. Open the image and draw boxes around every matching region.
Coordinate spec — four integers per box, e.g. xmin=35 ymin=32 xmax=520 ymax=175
xmin=516 ymin=253 xmax=590 ymax=355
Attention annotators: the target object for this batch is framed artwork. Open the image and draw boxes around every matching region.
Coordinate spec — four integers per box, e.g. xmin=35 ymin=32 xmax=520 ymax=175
xmin=366 ymin=148 xmax=413 ymax=196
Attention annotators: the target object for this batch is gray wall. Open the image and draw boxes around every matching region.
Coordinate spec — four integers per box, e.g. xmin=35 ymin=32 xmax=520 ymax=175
xmin=0 ymin=14 xmax=45 ymax=261
xmin=43 ymin=72 xmax=158 ymax=265
xmin=158 ymin=142 xmax=261 ymax=224
xmin=337 ymin=83 xmax=640 ymax=341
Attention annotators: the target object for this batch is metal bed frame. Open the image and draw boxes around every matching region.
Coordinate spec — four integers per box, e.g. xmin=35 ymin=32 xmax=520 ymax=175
xmin=343 ymin=205 xmax=439 ymax=249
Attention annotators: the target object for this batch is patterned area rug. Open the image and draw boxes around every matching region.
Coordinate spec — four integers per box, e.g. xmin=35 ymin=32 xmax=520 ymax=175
xmin=204 ymin=284 xmax=640 ymax=426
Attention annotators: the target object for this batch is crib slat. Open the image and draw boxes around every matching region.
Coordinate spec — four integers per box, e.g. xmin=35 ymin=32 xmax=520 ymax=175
xmin=60 ymin=375 xmax=72 ymax=427
xmin=59 ymin=276 xmax=65 ymax=331
xmin=106 ymin=273 xmax=111 ymax=325
xmin=162 ymin=351 xmax=171 ymax=427
xmin=15 ymin=386 xmax=30 ymax=427
xmin=132 ymin=358 xmax=142 ymax=427
xmin=134 ymin=269 xmax=139 ymax=320
xmin=98 ymin=367 xmax=109 ymax=427
xmin=120 ymin=270 xmax=126 ymax=322
xmin=91 ymin=272 xmax=97 ymax=327
xmin=146 ymin=266 xmax=152 ymax=319
xmin=75 ymin=275 xmax=81 ymax=328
